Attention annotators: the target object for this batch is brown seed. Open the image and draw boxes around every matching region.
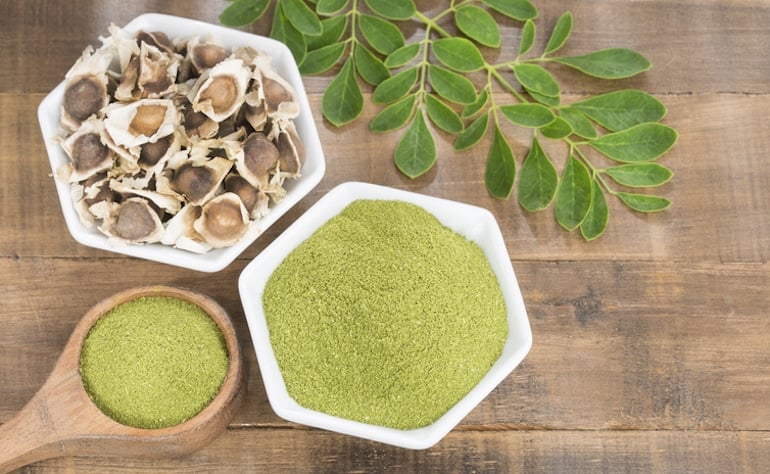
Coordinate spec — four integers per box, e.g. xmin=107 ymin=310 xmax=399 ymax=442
xmin=129 ymin=104 xmax=167 ymax=137
xmin=173 ymin=163 xmax=216 ymax=203
xmin=63 ymin=76 xmax=105 ymax=122
xmin=71 ymin=132 xmax=110 ymax=171
xmin=198 ymin=76 xmax=238 ymax=115
xmin=113 ymin=199 xmax=160 ymax=241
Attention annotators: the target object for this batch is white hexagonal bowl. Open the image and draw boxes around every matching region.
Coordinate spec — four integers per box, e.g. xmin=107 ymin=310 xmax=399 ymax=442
xmin=37 ymin=13 xmax=325 ymax=272
xmin=238 ymin=181 xmax=532 ymax=449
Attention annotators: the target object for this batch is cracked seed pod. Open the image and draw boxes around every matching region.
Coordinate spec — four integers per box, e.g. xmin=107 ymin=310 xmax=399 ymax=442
xmin=188 ymin=58 xmax=250 ymax=123
xmin=234 ymin=131 xmax=279 ymax=189
xmin=110 ymin=177 xmax=183 ymax=215
xmin=171 ymin=156 xmax=232 ymax=206
xmin=188 ymin=36 xmax=228 ymax=73
xmin=57 ymin=117 xmax=114 ymax=183
xmin=100 ymin=197 xmax=165 ymax=244
xmin=136 ymin=30 xmax=176 ymax=55
xmin=161 ymin=204 xmax=212 ymax=254
xmin=271 ymin=119 xmax=305 ymax=177
xmin=103 ymin=98 xmax=178 ymax=149
xmin=178 ymin=96 xmax=219 ymax=138
xmin=193 ymin=192 xmax=250 ymax=248
xmin=61 ymin=46 xmax=113 ymax=131
xmin=115 ymin=42 xmax=180 ymax=102
xmin=225 ymin=174 xmax=269 ymax=219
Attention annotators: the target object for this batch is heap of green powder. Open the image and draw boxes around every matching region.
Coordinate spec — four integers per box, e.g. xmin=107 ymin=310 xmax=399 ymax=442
xmin=263 ymin=199 xmax=508 ymax=430
xmin=79 ymin=296 xmax=229 ymax=429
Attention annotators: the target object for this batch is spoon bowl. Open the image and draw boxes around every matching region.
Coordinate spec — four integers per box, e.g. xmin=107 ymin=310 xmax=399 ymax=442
xmin=0 ymin=286 xmax=244 ymax=472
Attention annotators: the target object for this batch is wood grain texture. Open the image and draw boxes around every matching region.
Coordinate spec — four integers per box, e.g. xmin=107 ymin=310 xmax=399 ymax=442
xmin=1 ymin=0 xmax=769 ymax=472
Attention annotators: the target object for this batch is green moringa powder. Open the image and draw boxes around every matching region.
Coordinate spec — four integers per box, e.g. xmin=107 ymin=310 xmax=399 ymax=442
xmin=79 ymin=296 xmax=229 ymax=429
xmin=263 ymin=199 xmax=508 ymax=430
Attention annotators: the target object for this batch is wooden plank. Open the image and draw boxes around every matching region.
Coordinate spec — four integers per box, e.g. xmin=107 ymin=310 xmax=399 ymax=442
xmin=4 ymin=91 xmax=769 ymax=262
xmin=2 ymin=258 xmax=768 ymax=431
xmin=13 ymin=429 xmax=770 ymax=473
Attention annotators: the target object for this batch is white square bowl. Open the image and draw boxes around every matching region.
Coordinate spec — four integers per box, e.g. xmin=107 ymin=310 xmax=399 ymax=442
xmin=37 ymin=13 xmax=325 ymax=272
xmin=238 ymin=181 xmax=532 ymax=449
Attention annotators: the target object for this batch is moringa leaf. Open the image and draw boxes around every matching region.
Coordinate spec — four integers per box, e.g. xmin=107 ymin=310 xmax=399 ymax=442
xmin=603 ymin=163 xmax=674 ymax=187
xmin=580 ymin=178 xmax=609 ymax=240
xmin=553 ymin=48 xmax=652 ymax=79
xmin=519 ymin=20 xmax=536 ymax=56
xmin=365 ymin=0 xmax=416 ymax=21
xmin=354 ymin=43 xmax=391 ymax=86
xmin=372 ymin=66 xmax=419 ymax=104
xmin=486 ymin=125 xmax=516 ymax=199
xmin=455 ymin=5 xmax=501 ymax=48
xmin=462 ymin=89 xmax=489 ymax=118
xmin=570 ymin=89 xmax=667 ymax=132
xmin=300 ymin=42 xmax=346 ymax=75
xmin=518 ymin=136 xmax=558 ymax=211
xmin=427 ymin=65 xmax=478 ymax=104
xmin=425 ymin=94 xmax=464 ymax=134
xmin=271 ymin=6 xmax=307 ymax=65
xmin=513 ymin=63 xmax=560 ymax=98
xmin=589 ymin=123 xmax=678 ymax=162
xmin=432 ymin=37 xmax=485 ymax=72
xmin=555 ymin=155 xmax=592 ymax=231
xmin=307 ymin=15 xmax=348 ymax=50
xmin=282 ymin=0 xmax=323 ymax=36
xmin=220 ymin=0 xmax=269 ymax=27
xmin=527 ymin=89 xmax=560 ymax=107
xmin=539 ymin=117 xmax=572 ymax=139
xmin=358 ymin=14 xmax=405 ymax=55
xmin=501 ymin=103 xmax=555 ymax=128
xmin=395 ymin=112 xmax=436 ymax=178
xmin=316 ymin=0 xmax=349 ymax=16
xmin=454 ymin=112 xmax=489 ymax=150
xmin=544 ymin=11 xmax=573 ymax=55
xmin=370 ymin=95 xmax=416 ymax=132
xmin=559 ymin=107 xmax=597 ymax=139
xmin=385 ymin=43 xmax=421 ymax=68
xmin=617 ymin=192 xmax=672 ymax=212
xmin=322 ymin=58 xmax=363 ymax=127
xmin=481 ymin=0 xmax=538 ymax=21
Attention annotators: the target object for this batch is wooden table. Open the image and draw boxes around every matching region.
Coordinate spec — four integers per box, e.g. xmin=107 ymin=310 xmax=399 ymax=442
xmin=2 ymin=0 xmax=769 ymax=471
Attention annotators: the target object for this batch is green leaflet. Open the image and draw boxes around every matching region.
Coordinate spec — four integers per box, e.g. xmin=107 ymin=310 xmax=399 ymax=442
xmin=486 ymin=125 xmax=516 ymax=199
xmin=553 ymin=48 xmax=652 ymax=79
xmin=513 ymin=63 xmax=560 ymax=98
xmin=358 ymin=14 xmax=405 ymax=55
xmin=300 ymin=42 xmax=346 ymax=75
xmin=555 ymin=156 xmax=592 ymax=231
xmin=462 ymin=89 xmax=489 ymax=118
xmin=322 ymin=58 xmax=363 ymax=127
xmin=481 ymin=0 xmax=538 ymax=21
xmin=316 ymin=0 xmax=349 ymax=16
xmin=307 ymin=16 xmax=347 ymax=50
xmin=370 ymin=95 xmax=416 ymax=133
xmin=427 ymin=65 xmax=477 ymax=104
xmin=455 ymin=5 xmax=501 ymax=48
xmin=372 ymin=67 xmax=419 ymax=104
xmin=559 ymin=107 xmax=597 ymax=139
xmin=580 ymin=178 xmax=609 ymax=240
xmin=518 ymin=137 xmax=557 ymax=211
xmin=589 ymin=123 xmax=678 ymax=163
xmin=271 ymin=6 xmax=307 ymax=65
xmin=425 ymin=94 xmax=464 ymax=134
xmin=501 ymin=103 xmax=555 ymax=128
xmin=364 ymin=0 xmax=416 ymax=21
xmin=220 ymin=0 xmax=269 ymax=27
xmin=454 ymin=112 xmax=489 ymax=151
xmin=603 ymin=163 xmax=673 ymax=187
xmin=354 ymin=43 xmax=391 ymax=86
xmin=432 ymin=38 xmax=485 ymax=72
xmin=395 ymin=112 xmax=436 ymax=178
xmin=570 ymin=89 xmax=667 ymax=132
xmin=385 ymin=43 xmax=421 ymax=68
xmin=539 ymin=117 xmax=572 ymax=139
xmin=519 ymin=20 xmax=536 ymax=56
xmin=544 ymin=11 xmax=572 ymax=55
xmin=617 ymin=192 xmax=672 ymax=212
xmin=282 ymin=0 xmax=323 ymax=36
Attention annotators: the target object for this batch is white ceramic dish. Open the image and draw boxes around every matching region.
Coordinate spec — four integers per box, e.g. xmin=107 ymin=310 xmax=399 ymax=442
xmin=37 ymin=13 xmax=325 ymax=272
xmin=238 ymin=181 xmax=532 ymax=449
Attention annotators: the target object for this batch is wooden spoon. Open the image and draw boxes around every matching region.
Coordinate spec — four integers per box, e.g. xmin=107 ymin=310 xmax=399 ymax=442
xmin=0 ymin=285 xmax=245 ymax=472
